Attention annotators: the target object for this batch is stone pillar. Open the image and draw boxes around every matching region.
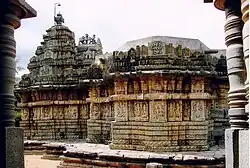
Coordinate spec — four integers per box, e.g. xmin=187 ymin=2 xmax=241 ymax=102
xmin=241 ymin=0 xmax=249 ymax=122
xmin=240 ymin=1 xmax=249 ymax=168
xmin=223 ymin=0 xmax=249 ymax=167
xmin=224 ymin=0 xmax=248 ymax=129
xmin=0 ymin=1 xmax=36 ymax=168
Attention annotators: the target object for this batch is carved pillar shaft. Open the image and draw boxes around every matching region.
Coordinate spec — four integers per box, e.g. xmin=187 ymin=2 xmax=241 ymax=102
xmin=0 ymin=1 xmax=36 ymax=167
xmin=224 ymin=0 xmax=248 ymax=129
xmin=241 ymin=0 xmax=249 ymax=122
xmin=0 ymin=2 xmax=21 ymax=129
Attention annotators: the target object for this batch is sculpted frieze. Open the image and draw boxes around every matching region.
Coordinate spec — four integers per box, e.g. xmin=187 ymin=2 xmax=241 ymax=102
xmin=167 ymin=100 xmax=182 ymax=121
xmin=53 ymin=106 xmax=64 ymax=120
xmin=41 ymin=106 xmax=51 ymax=119
xmin=114 ymin=101 xmax=128 ymax=121
xmin=65 ymin=105 xmax=78 ymax=119
xmin=167 ymin=79 xmax=175 ymax=93
xmin=101 ymin=103 xmax=111 ymax=119
xmin=150 ymin=101 xmax=166 ymax=122
xmin=21 ymin=108 xmax=29 ymax=121
xmin=153 ymin=79 xmax=163 ymax=93
xmin=129 ymin=101 xmax=148 ymax=121
xmin=176 ymin=78 xmax=183 ymax=92
xmin=149 ymin=41 xmax=164 ymax=55
xmin=80 ymin=104 xmax=89 ymax=119
xmin=90 ymin=103 xmax=101 ymax=120
xmin=182 ymin=100 xmax=191 ymax=121
xmin=191 ymin=100 xmax=205 ymax=121
xmin=141 ymin=79 xmax=149 ymax=94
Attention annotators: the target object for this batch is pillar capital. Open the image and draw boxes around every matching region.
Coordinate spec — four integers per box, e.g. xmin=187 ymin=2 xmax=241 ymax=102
xmin=214 ymin=0 xmax=225 ymax=11
xmin=0 ymin=0 xmax=36 ymax=29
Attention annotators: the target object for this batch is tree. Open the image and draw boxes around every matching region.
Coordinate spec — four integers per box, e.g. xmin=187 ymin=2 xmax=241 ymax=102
xmin=14 ymin=56 xmax=24 ymax=127
xmin=15 ymin=57 xmax=25 ymax=76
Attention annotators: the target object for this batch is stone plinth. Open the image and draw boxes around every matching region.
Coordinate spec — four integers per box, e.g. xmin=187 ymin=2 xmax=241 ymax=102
xmin=225 ymin=129 xmax=249 ymax=168
xmin=111 ymin=121 xmax=213 ymax=152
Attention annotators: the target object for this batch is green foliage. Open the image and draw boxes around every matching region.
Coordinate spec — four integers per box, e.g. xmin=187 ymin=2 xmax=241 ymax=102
xmin=210 ymin=108 xmax=217 ymax=114
xmin=15 ymin=110 xmax=22 ymax=127
xmin=210 ymin=107 xmax=218 ymax=119
xmin=14 ymin=92 xmax=22 ymax=127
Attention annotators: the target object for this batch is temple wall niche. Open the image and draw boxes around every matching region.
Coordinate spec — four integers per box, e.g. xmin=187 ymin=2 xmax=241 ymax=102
xmin=149 ymin=100 xmax=166 ymax=122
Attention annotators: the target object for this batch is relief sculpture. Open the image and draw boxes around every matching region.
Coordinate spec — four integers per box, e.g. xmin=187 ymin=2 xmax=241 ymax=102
xmin=150 ymin=101 xmax=166 ymax=122
xmin=130 ymin=101 xmax=148 ymax=121
xmin=182 ymin=100 xmax=191 ymax=121
xmin=167 ymin=100 xmax=182 ymax=121
xmin=101 ymin=103 xmax=110 ymax=119
xmin=191 ymin=100 xmax=205 ymax=121
xmin=21 ymin=108 xmax=29 ymax=120
xmin=90 ymin=103 xmax=101 ymax=120
xmin=149 ymin=41 xmax=164 ymax=55
xmin=80 ymin=105 xmax=89 ymax=119
xmin=114 ymin=101 xmax=128 ymax=121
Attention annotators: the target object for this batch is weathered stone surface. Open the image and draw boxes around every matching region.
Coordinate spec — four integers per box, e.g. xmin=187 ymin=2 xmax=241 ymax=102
xmin=24 ymin=141 xmax=226 ymax=167
xmin=239 ymin=130 xmax=249 ymax=168
xmin=15 ymin=15 xmax=229 ymax=152
xmin=6 ymin=128 xmax=24 ymax=168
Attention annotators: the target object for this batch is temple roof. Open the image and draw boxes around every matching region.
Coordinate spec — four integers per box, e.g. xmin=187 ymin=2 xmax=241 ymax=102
xmin=117 ymin=36 xmax=210 ymax=52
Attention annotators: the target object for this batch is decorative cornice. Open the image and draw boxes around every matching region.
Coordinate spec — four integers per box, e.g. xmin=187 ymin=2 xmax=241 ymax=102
xmin=11 ymin=0 xmax=37 ymax=19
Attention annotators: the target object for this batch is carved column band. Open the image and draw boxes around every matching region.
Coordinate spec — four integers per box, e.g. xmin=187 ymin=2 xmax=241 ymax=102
xmin=241 ymin=0 xmax=249 ymax=122
xmin=224 ymin=0 xmax=248 ymax=129
xmin=0 ymin=3 xmax=21 ymax=128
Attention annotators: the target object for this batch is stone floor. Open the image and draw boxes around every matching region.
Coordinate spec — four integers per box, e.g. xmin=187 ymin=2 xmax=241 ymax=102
xmin=25 ymin=155 xmax=60 ymax=168
xmin=25 ymin=140 xmax=225 ymax=161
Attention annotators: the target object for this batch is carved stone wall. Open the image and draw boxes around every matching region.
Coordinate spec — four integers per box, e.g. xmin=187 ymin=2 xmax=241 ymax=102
xmin=87 ymin=86 xmax=114 ymax=144
xmin=110 ymin=76 xmax=222 ymax=152
xmin=19 ymin=89 xmax=89 ymax=140
xmin=16 ymin=20 xmax=103 ymax=141
xmin=16 ymin=25 xmax=229 ymax=152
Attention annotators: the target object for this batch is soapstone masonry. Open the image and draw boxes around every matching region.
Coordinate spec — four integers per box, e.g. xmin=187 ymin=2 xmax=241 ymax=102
xmin=15 ymin=13 xmax=230 ymax=152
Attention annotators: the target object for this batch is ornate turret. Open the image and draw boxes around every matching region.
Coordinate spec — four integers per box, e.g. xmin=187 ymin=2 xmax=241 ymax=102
xmin=18 ymin=13 xmax=77 ymax=87
xmin=76 ymin=34 xmax=103 ymax=59
xmin=15 ymin=11 xmax=98 ymax=141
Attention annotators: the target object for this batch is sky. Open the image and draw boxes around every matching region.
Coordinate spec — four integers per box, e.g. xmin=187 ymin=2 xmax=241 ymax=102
xmin=15 ymin=0 xmax=226 ymax=76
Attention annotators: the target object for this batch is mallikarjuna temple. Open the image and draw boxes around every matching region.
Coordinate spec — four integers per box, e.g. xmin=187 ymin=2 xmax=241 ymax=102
xmin=15 ymin=12 xmax=230 ymax=152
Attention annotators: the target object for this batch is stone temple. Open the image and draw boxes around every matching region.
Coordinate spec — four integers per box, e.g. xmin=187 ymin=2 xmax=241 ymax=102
xmin=15 ymin=13 xmax=229 ymax=152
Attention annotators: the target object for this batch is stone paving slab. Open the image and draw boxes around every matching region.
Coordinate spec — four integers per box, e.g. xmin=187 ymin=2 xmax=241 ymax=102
xmin=25 ymin=140 xmax=225 ymax=162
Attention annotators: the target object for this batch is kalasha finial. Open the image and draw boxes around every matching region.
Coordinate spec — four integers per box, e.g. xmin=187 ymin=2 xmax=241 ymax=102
xmin=54 ymin=13 xmax=64 ymax=25
xmin=54 ymin=2 xmax=63 ymax=25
